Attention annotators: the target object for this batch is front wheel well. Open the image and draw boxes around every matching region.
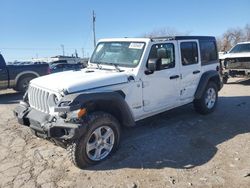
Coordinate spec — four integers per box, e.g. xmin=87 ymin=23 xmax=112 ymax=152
xmin=84 ymin=100 xmax=124 ymax=127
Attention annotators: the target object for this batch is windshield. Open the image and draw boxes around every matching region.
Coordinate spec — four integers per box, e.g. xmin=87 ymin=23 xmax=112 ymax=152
xmin=229 ymin=43 xmax=250 ymax=53
xmin=90 ymin=42 xmax=145 ymax=67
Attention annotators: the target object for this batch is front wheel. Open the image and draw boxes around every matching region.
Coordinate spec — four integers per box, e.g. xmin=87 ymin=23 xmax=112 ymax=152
xmin=194 ymin=82 xmax=218 ymax=115
xmin=223 ymin=76 xmax=228 ymax=84
xmin=67 ymin=112 xmax=121 ymax=169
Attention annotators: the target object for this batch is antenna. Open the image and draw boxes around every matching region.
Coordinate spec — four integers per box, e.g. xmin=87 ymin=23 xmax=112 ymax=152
xmin=92 ymin=10 xmax=96 ymax=48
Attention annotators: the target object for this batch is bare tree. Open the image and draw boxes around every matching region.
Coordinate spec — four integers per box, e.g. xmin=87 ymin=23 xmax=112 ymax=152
xmin=216 ymin=37 xmax=224 ymax=51
xmin=244 ymin=24 xmax=250 ymax=41
xmin=217 ymin=24 xmax=250 ymax=52
xmin=142 ymin=27 xmax=190 ymax=38
xmin=143 ymin=24 xmax=250 ymax=52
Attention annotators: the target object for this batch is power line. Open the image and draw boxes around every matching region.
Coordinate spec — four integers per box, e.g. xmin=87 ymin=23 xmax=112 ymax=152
xmin=0 ymin=47 xmax=93 ymax=51
xmin=0 ymin=47 xmax=60 ymax=50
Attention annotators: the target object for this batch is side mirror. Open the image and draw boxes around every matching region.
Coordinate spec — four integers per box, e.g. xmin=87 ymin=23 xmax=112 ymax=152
xmin=147 ymin=58 xmax=157 ymax=72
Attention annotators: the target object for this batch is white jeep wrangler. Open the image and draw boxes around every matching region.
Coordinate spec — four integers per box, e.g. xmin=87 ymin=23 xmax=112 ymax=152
xmin=14 ymin=36 xmax=223 ymax=169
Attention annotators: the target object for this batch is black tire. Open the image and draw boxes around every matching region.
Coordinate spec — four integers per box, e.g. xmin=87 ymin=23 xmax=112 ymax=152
xmin=194 ymin=82 xmax=218 ymax=115
xmin=67 ymin=112 xmax=121 ymax=169
xmin=223 ymin=76 xmax=228 ymax=84
xmin=16 ymin=76 xmax=35 ymax=92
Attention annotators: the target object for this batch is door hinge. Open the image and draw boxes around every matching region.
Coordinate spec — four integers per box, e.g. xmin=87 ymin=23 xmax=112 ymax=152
xmin=142 ymin=81 xmax=149 ymax=88
xmin=142 ymin=100 xmax=150 ymax=106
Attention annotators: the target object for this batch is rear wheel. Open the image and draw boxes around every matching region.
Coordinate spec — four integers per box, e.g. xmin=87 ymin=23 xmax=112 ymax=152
xmin=16 ymin=76 xmax=35 ymax=92
xmin=194 ymin=82 xmax=218 ymax=114
xmin=67 ymin=112 xmax=121 ymax=169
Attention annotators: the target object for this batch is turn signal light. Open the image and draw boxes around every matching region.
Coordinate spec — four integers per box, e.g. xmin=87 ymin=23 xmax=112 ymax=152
xmin=78 ymin=108 xmax=87 ymax=118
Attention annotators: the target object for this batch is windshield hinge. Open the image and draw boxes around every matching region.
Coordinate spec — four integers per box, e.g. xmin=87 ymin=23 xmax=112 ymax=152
xmin=142 ymin=81 xmax=149 ymax=88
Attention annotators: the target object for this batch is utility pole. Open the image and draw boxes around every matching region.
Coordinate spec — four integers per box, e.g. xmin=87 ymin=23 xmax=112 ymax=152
xmin=61 ymin=44 xmax=65 ymax=56
xmin=92 ymin=10 xmax=96 ymax=48
xmin=75 ymin=49 xmax=78 ymax=58
xmin=82 ymin=48 xmax=85 ymax=58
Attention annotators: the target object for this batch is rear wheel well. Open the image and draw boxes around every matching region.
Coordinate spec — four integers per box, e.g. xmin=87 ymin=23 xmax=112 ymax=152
xmin=15 ymin=73 xmax=37 ymax=91
xmin=17 ymin=73 xmax=37 ymax=85
xmin=209 ymin=76 xmax=221 ymax=91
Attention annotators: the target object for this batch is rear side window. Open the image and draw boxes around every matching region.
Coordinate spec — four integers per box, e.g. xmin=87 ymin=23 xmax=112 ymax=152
xmin=57 ymin=64 xmax=64 ymax=68
xmin=200 ymin=40 xmax=218 ymax=65
xmin=181 ymin=42 xmax=198 ymax=66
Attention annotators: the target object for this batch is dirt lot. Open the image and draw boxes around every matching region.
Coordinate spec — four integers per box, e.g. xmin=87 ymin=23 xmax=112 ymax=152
xmin=0 ymin=78 xmax=250 ymax=188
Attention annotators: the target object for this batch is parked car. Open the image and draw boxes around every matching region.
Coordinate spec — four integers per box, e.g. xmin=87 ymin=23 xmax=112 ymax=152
xmin=0 ymin=54 xmax=50 ymax=92
xmin=49 ymin=63 xmax=83 ymax=73
xmin=220 ymin=41 xmax=250 ymax=83
xmin=14 ymin=36 xmax=223 ymax=169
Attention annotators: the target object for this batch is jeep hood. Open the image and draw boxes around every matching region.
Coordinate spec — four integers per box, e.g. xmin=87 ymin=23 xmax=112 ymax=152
xmin=30 ymin=69 xmax=128 ymax=93
xmin=220 ymin=52 xmax=250 ymax=60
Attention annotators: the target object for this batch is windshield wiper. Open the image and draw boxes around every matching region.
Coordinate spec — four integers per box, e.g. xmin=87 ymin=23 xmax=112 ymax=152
xmin=91 ymin=61 xmax=123 ymax=72
xmin=91 ymin=61 xmax=102 ymax=69
xmin=108 ymin=63 xmax=122 ymax=72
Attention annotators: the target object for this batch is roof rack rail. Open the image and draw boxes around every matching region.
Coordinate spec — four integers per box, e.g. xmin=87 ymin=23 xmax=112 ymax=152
xmin=150 ymin=36 xmax=216 ymax=42
xmin=150 ymin=36 xmax=174 ymax=42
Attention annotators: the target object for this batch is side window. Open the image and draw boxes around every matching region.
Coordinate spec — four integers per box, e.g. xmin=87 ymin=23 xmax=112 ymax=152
xmin=181 ymin=42 xmax=198 ymax=66
xmin=57 ymin=64 xmax=64 ymax=69
xmin=200 ymin=40 xmax=218 ymax=65
xmin=148 ymin=43 xmax=175 ymax=70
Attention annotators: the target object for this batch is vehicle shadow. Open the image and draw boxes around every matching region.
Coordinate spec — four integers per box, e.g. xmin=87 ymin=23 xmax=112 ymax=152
xmin=0 ymin=91 xmax=23 ymax=105
xmin=90 ymin=95 xmax=250 ymax=171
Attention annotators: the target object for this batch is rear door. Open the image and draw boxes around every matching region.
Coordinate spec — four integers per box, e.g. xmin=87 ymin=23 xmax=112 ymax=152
xmin=0 ymin=55 xmax=8 ymax=89
xmin=178 ymin=40 xmax=201 ymax=102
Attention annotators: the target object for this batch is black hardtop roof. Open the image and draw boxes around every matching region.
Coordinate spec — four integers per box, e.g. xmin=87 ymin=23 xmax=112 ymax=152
xmin=150 ymin=36 xmax=216 ymax=41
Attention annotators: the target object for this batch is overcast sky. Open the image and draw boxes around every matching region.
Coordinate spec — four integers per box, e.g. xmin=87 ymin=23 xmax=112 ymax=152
xmin=1 ymin=0 xmax=250 ymax=61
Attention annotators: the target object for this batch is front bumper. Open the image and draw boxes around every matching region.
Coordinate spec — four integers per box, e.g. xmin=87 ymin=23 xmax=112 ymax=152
xmin=14 ymin=102 xmax=86 ymax=145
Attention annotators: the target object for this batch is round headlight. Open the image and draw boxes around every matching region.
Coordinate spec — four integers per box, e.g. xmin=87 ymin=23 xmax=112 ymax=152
xmin=48 ymin=94 xmax=59 ymax=108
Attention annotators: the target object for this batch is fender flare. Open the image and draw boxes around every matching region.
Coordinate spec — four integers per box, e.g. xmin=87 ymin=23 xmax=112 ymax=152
xmin=56 ymin=91 xmax=135 ymax=127
xmin=194 ymin=70 xmax=221 ymax=99
xmin=15 ymin=71 xmax=40 ymax=85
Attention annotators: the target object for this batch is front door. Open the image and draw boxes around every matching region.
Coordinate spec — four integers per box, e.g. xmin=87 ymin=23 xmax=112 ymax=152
xmin=178 ymin=40 xmax=201 ymax=102
xmin=142 ymin=42 xmax=180 ymax=112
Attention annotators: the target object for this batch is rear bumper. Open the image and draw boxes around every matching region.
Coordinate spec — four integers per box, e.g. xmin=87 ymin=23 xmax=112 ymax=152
xmin=14 ymin=102 xmax=86 ymax=145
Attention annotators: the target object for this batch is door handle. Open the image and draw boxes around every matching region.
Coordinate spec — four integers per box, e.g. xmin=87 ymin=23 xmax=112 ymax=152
xmin=193 ymin=70 xmax=200 ymax=74
xmin=169 ymin=75 xmax=180 ymax=79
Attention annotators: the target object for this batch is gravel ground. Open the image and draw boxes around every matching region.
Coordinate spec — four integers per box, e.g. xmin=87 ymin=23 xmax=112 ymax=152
xmin=0 ymin=77 xmax=250 ymax=188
